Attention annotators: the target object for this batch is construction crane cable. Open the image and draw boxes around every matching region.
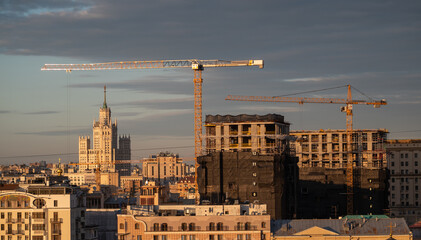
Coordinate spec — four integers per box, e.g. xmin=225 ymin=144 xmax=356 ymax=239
xmin=350 ymin=85 xmax=374 ymax=102
xmin=274 ymin=85 xmax=348 ymax=97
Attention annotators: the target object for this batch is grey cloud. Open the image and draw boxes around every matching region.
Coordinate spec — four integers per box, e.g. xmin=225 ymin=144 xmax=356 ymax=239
xmin=24 ymin=111 xmax=60 ymax=115
xmin=114 ymin=97 xmax=193 ymax=110
xmin=70 ymin=76 xmax=192 ymax=95
xmin=16 ymin=127 xmax=90 ymax=136
xmin=0 ymin=110 xmax=12 ymax=114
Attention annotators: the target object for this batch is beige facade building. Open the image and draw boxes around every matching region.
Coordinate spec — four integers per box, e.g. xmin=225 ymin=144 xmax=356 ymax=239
xmin=204 ymin=114 xmax=290 ymax=155
xmin=0 ymin=185 xmax=89 ymax=240
xmin=64 ymin=173 xmax=96 ymax=186
xmin=117 ymin=204 xmax=270 ymax=240
xmin=142 ymin=152 xmax=186 ymax=184
xmin=290 ymin=129 xmax=388 ymax=168
xmin=387 ymin=139 xmax=421 ymax=225
xmin=79 ymin=86 xmax=131 ymax=176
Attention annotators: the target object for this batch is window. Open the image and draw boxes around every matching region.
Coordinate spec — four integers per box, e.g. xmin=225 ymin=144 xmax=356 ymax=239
xmin=162 ymin=236 xmax=167 ymax=240
xmin=153 ymin=236 xmax=159 ymax=240
xmin=209 ymin=222 xmax=215 ymax=231
xmin=406 ymin=161 xmax=409 ymax=166
xmin=217 ymin=235 xmax=222 ymax=240
xmin=391 ymin=162 xmax=395 ymax=167
xmin=217 ymin=222 xmax=223 ymax=231
xmin=137 ymin=236 xmax=142 ymax=240
xmin=208 ymin=235 xmax=214 ymax=240
xmin=189 ymin=223 xmax=195 ymax=231
xmin=252 ymin=172 xmax=257 ymax=177
xmin=181 ymin=236 xmax=187 ymax=240
xmin=401 ymin=161 xmax=404 ymax=166
xmin=153 ymin=223 xmax=159 ymax=231
xmin=189 ymin=236 xmax=196 ymax=240
xmin=406 ymin=153 xmax=409 ymax=158
xmin=119 ymin=223 xmax=124 ymax=229
xmin=54 ymin=200 xmax=58 ymax=207
xmin=181 ymin=223 xmax=187 ymax=231
xmin=245 ymin=234 xmax=251 ymax=240
xmin=416 ymin=161 xmax=419 ymax=166
xmin=245 ymin=222 xmax=251 ymax=230
xmin=252 ymin=162 xmax=257 ymax=166
xmin=261 ymin=222 xmax=266 ymax=228
xmin=161 ymin=223 xmax=168 ymax=231
xmin=252 ymin=192 xmax=257 ymax=197
xmin=135 ymin=223 xmax=140 ymax=229
xmin=416 ymin=153 xmax=418 ymax=158
xmin=237 ymin=235 xmax=243 ymax=240
xmin=237 ymin=222 xmax=243 ymax=230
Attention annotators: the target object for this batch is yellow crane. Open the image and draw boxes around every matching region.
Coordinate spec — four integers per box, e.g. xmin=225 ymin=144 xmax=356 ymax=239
xmin=225 ymin=84 xmax=387 ymax=214
xmin=41 ymin=59 xmax=264 ymax=196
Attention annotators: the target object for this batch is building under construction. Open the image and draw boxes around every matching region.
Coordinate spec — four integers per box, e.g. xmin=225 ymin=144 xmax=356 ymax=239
xmin=198 ymin=114 xmax=298 ymax=220
xmin=290 ymin=129 xmax=388 ymax=168
xmin=290 ymin=129 xmax=389 ymax=218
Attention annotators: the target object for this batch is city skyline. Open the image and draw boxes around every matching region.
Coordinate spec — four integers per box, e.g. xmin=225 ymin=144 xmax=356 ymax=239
xmin=1 ymin=1 xmax=421 ymax=164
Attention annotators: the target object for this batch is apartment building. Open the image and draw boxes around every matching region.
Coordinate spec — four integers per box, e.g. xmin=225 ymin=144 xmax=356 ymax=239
xmin=387 ymin=139 xmax=421 ymax=225
xmin=142 ymin=152 xmax=186 ymax=184
xmin=0 ymin=185 xmax=88 ymax=240
xmin=290 ymin=129 xmax=388 ymax=168
xmin=117 ymin=204 xmax=270 ymax=240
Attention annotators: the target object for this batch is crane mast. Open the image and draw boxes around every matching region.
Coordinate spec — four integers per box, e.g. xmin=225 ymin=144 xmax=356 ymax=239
xmin=42 ymin=58 xmax=264 ymax=199
xmin=226 ymin=85 xmax=386 ymax=214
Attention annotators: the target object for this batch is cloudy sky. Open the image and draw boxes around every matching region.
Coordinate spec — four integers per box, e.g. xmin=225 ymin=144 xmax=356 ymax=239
xmin=1 ymin=0 xmax=420 ymax=165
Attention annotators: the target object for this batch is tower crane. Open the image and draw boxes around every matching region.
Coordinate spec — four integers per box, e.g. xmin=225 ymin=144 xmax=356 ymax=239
xmin=225 ymin=85 xmax=387 ymax=214
xmin=41 ymin=59 xmax=264 ymax=196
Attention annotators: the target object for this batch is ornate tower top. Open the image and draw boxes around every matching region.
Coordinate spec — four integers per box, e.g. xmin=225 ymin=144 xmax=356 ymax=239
xmin=103 ymin=85 xmax=108 ymax=109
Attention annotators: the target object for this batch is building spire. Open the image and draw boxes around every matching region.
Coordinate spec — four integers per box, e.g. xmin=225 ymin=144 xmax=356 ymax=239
xmin=103 ymin=85 xmax=107 ymax=109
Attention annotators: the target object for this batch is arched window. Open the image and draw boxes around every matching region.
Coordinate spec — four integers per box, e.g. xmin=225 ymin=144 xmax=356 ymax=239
xmin=217 ymin=222 xmax=223 ymax=231
xmin=153 ymin=223 xmax=159 ymax=231
xmin=237 ymin=222 xmax=243 ymax=230
xmin=119 ymin=223 xmax=124 ymax=229
xmin=161 ymin=223 xmax=168 ymax=231
xmin=189 ymin=223 xmax=195 ymax=231
xmin=181 ymin=223 xmax=187 ymax=231
xmin=135 ymin=223 xmax=140 ymax=229
xmin=209 ymin=222 xmax=215 ymax=231
xmin=245 ymin=222 xmax=251 ymax=230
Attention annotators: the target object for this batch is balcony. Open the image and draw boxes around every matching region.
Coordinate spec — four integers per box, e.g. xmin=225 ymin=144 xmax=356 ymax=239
xmin=32 ymin=218 xmax=45 ymax=223
xmin=50 ymin=218 xmax=63 ymax=223
xmin=33 ymin=230 xmax=45 ymax=235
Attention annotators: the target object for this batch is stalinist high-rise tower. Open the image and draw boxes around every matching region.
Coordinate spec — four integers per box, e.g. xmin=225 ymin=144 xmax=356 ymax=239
xmin=78 ymin=86 xmax=131 ymax=176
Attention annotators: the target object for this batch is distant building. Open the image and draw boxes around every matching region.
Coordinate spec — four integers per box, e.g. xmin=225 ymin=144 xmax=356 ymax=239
xmin=175 ymin=176 xmax=196 ymax=200
xmin=79 ymin=86 xmax=131 ymax=176
xmin=0 ymin=185 xmax=89 ymax=240
xmin=117 ymin=204 xmax=270 ymax=240
xmin=142 ymin=152 xmax=186 ymax=184
xmin=387 ymin=139 xmax=421 ymax=225
xmin=65 ymin=172 xmax=96 ymax=186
